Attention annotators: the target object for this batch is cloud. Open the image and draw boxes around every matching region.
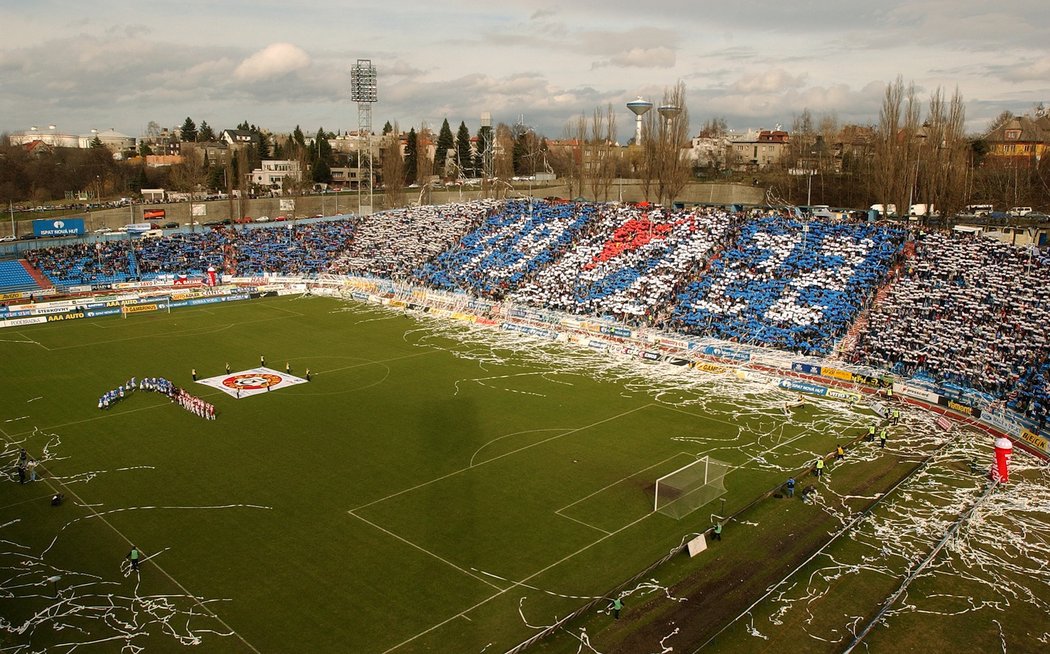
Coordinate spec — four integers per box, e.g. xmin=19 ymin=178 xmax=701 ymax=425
xmin=994 ymin=56 xmax=1050 ymax=83
xmin=593 ymin=47 xmax=676 ymax=69
xmin=234 ymin=43 xmax=310 ymax=81
xmin=730 ymin=69 xmax=808 ymax=94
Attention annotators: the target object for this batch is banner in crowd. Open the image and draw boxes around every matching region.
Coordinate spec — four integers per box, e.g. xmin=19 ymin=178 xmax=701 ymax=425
xmin=791 ymin=362 xmax=821 ymax=375
xmin=937 ymin=395 xmax=982 ymax=419
xmin=820 ymin=366 xmax=855 ymax=382
xmin=1017 ymin=429 xmax=1049 ymax=456
xmin=143 ymin=210 xmax=165 ymax=220
xmin=33 ymin=218 xmax=85 ymax=237
xmin=703 ymin=345 xmax=751 ymax=362
xmin=197 ymin=367 xmax=309 ymax=399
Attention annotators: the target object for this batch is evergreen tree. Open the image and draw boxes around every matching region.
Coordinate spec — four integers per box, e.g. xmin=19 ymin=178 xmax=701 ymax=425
xmin=405 ymin=128 xmax=418 ymax=186
xmin=312 ymin=159 xmax=332 ymax=184
xmin=179 ymin=117 xmax=197 ymax=142
xmin=198 ymin=121 xmax=216 ymax=141
xmin=315 ymin=127 xmax=333 ymax=165
xmin=435 ymin=118 xmax=454 ymax=172
xmin=455 ymin=121 xmax=472 ymax=177
xmin=89 ymin=136 xmax=105 ymax=149
xmin=382 ymin=121 xmax=393 ymax=135
xmin=138 ymin=141 xmax=153 ymax=157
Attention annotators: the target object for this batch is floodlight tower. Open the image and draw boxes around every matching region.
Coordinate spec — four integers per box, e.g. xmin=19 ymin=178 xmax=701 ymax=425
xmin=626 ymin=96 xmax=653 ymax=145
xmin=350 ymin=59 xmax=377 ymax=215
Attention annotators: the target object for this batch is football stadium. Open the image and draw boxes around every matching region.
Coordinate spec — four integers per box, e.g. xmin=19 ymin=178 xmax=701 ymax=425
xmin=1 ymin=200 xmax=1048 ymax=653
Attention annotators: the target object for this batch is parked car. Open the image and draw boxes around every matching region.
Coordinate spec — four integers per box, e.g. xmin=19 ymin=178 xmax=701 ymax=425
xmin=94 ymin=226 xmax=113 ymax=234
xmin=256 ymin=216 xmax=271 ymax=222
xmin=1008 ymin=206 xmax=1033 ymax=217
xmin=163 ymin=222 xmax=179 ymax=229
xmin=274 ymin=215 xmax=287 ymax=221
xmin=0 ymin=235 xmax=16 ymax=242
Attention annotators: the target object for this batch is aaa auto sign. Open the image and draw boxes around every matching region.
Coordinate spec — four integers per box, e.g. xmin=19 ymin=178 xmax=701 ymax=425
xmin=33 ymin=218 xmax=85 ymax=237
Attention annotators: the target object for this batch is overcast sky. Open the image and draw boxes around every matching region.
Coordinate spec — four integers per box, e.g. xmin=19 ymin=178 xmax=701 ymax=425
xmin=1 ymin=0 xmax=1047 ymax=141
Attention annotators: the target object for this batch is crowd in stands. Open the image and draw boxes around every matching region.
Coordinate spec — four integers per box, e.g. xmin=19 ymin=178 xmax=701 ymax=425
xmin=509 ymin=205 xmax=739 ymax=324
xmin=26 ymin=220 xmax=361 ymax=285
xmin=671 ymin=216 xmax=906 ymax=355
xmin=848 ymin=232 xmax=1050 ymax=426
xmin=12 ymin=200 xmax=1050 ymax=427
xmin=26 ymin=241 xmax=137 ymax=285
xmin=327 ymin=202 xmax=496 ymax=278
xmin=412 ymin=200 xmax=598 ymax=298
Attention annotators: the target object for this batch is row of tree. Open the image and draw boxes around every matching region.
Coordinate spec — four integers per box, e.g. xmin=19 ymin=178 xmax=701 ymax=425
xmin=3 ymin=84 xmax=1048 ymax=212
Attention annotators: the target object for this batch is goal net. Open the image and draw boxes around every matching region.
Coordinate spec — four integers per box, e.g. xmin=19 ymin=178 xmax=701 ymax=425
xmin=654 ymin=456 xmax=730 ymax=520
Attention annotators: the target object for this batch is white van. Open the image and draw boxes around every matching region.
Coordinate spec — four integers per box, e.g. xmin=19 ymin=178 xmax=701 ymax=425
xmin=1008 ymin=207 xmax=1033 ymax=217
xmin=141 ymin=229 xmax=164 ymax=239
xmin=870 ymin=203 xmax=897 ymax=217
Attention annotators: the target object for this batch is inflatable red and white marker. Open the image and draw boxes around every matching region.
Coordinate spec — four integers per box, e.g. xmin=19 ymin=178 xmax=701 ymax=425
xmin=207 ymin=266 xmax=217 ymax=286
xmin=992 ymin=437 xmax=1012 ymax=483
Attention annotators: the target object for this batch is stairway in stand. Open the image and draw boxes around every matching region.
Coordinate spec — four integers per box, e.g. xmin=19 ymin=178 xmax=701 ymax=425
xmin=20 ymin=259 xmax=54 ymax=290
xmin=832 ymin=239 xmax=917 ymax=358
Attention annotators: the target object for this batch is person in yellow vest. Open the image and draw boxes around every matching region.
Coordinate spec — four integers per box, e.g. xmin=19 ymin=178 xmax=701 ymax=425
xmin=867 ymin=424 xmax=876 ymax=442
xmin=879 ymin=429 xmax=888 ymax=449
xmin=892 ymin=408 xmax=900 ymax=425
xmin=815 ymin=458 xmax=825 ymax=477
xmin=127 ymin=545 xmax=141 ymax=572
xmin=835 ymin=445 xmax=845 ymax=461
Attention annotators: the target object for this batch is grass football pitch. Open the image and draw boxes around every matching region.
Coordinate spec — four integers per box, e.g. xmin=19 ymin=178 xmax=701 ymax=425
xmin=1 ymin=294 xmax=904 ymax=651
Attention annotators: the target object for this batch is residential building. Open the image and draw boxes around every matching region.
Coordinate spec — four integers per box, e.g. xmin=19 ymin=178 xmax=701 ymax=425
xmin=221 ymin=129 xmax=261 ymax=150
xmin=728 ymin=129 xmax=789 ymax=171
xmin=249 ymin=160 xmax=303 ymax=194
xmin=984 ymin=115 xmax=1050 ymax=165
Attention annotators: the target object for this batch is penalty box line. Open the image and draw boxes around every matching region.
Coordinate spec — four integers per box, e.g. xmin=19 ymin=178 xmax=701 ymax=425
xmin=346 ymin=510 xmax=504 ymax=592
xmin=350 ymin=404 xmax=655 ymax=513
xmin=0 ymin=423 xmax=262 ymax=654
xmin=554 ymin=451 xmax=701 ymax=535
xmin=381 ymin=503 xmax=658 ymax=654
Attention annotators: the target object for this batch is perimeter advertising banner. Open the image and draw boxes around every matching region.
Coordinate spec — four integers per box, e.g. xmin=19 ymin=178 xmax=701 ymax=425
xmin=778 ymin=378 xmax=829 ymax=397
xmin=33 ymin=218 xmax=85 ymax=237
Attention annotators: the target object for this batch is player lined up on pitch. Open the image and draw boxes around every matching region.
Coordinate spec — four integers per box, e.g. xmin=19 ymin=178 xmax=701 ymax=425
xmin=96 ymin=376 xmax=215 ymax=419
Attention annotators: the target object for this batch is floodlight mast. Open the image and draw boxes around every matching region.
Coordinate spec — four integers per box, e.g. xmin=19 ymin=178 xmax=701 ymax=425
xmin=350 ymin=59 xmax=377 ymax=216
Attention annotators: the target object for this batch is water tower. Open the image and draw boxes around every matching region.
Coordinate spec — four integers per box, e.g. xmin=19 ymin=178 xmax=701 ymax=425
xmin=626 ymin=97 xmax=653 ymax=145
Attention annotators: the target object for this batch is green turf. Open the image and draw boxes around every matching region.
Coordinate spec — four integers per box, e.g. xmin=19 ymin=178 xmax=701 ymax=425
xmin=0 ymin=295 xmax=876 ymax=652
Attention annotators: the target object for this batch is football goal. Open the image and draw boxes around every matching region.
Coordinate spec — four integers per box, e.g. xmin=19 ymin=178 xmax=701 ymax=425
xmin=654 ymin=456 xmax=730 ymax=519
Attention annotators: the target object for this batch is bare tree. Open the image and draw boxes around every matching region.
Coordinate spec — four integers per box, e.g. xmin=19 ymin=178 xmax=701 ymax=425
xmin=916 ymin=87 xmax=968 ymax=219
xmin=552 ymin=114 xmax=586 ymax=200
xmin=873 ymin=76 xmax=921 ymax=217
xmin=171 ymin=144 xmax=208 ymax=197
xmin=588 ymin=103 xmax=618 ymax=201
xmin=381 ymin=124 xmax=405 ymax=209
xmin=493 ymin=123 xmax=515 ymax=181
xmin=641 ymin=81 xmax=690 ymax=207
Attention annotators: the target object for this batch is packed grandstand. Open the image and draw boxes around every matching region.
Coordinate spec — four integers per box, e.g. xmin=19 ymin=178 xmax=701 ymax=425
xmin=4 ymin=199 xmax=1049 ymax=432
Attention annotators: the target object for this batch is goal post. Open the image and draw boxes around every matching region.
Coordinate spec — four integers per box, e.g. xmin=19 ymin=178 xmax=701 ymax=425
xmin=654 ymin=456 xmax=730 ymax=519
